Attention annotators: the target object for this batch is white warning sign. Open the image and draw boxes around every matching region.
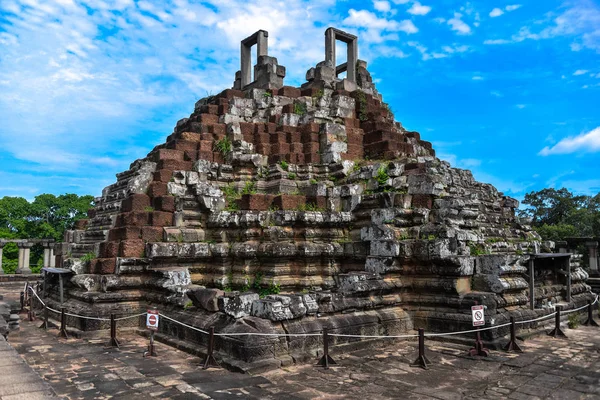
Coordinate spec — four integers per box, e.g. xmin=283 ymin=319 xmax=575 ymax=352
xmin=471 ymin=305 xmax=485 ymax=327
xmin=146 ymin=309 xmax=159 ymax=331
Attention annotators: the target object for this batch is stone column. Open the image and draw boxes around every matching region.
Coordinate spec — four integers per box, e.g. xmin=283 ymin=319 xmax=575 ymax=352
xmin=240 ymin=30 xmax=268 ymax=88
xmin=16 ymin=242 xmax=32 ymax=274
xmin=325 ymin=28 xmax=336 ymax=68
xmin=586 ymin=241 xmax=598 ymax=272
xmin=50 ymin=247 xmax=56 ymax=267
xmin=42 ymin=241 xmax=52 ymax=268
xmin=0 ymin=240 xmax=5 ymax=275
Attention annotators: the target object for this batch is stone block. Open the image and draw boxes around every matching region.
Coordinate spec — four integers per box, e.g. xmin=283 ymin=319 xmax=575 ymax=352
xmin=179 ymin=132 xmax=202 ymax=142
xmin=108 ymin=227 xmax=141 ymax=241
xmin=121 ymin=194 xmax=151 ymax=212
xmin=153 ymin=169 xmax=173 ymax=183
xmin=188 ymin=288 xmax=224 ymax=312
xmin=116 ymin=211 xmax=151 ymax=227
xmin=151 ymin=211 xmax=173 ymax=227
xmin=147 ymin=182 xmax=168 ymax=198
xmin=141 ymin=226 xmax=164 ymax=242
xmin=273 ymin=195 xmax=306 ymax=210
xmin=411 ymin=194 xmax=434 ymax=209
xmin=152 ymin=148 xmax=184 ymax=162
xmin=74 ymin=219 xmax=88 ymax=229
xmin=251 ymin=299 xmax=294 ymax=321
xmin=218 ymin=293 xmax=259 ymax=319
xmin=119 ymin=240 xmax=145 ymax=258
xmin=157 ymin=159 xmax=193 ymax=171
xmin=153 ymin=196 xmax=175 ymax=212
xmin=90 ymin=258 xmax=117 ymax=274
xmin=239 ymin=194 xmax=276 ymax=211
xmin=99 ymin=241 xmax=120 ymax=258
xmin=277 ymin=86 xmax=301 ymax=98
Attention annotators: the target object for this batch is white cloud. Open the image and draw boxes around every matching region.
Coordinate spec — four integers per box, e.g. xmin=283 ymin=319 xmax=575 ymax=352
xmin=483 ymin=2 xmax=600 ymax=51
xmin=573 ymin=69 xmax=589 ymax=75
xmin=448 ymin=13 xmax=471 ymax=35
xmin=490 ymin=90 xmax=503 ymax=97
xmin=539 ymin=127 xmax=600 ymax=155
xmin=472 ymin=75 xmax=484 ymax=80
xmin=391 ymin=0 xmax=410 ymax=3
xmin=407 ymin=2 xmax=431 ymax=16
xmin=373 ymin=1 xmax=391 ymax=13
xmin=516 ymin=104 xmax=526 ymax=109
xmin=505 ymin=4 xmax=522 ymax=11
xmin=344 ymin=9 xmax=418 ymax=33
xmin=489 ymin=8 xmax=504 ymax=17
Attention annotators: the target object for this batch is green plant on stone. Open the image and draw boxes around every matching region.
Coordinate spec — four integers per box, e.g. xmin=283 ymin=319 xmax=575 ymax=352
xmin=293 ymin=101 xmax=307 ymax=116
xmin=263 ymin=91 xmax=272 ymax=98
xmin=309 ymin=178 xmax=317 ymax=185
xmin=375 ymin=166 xmax=390 ymax=187
xmin=80 ymin=252 xmax=96 ymax=264
xmin=144 ymin=206 xmax=155 ymax=212
xmin=214 ymin=137 xmax=232 ymax=156
xmin=241 ymin=181 xmax=256 ymax=195
xmin=356 ymin=90 xmax=368 ymax=122
xmin=288 ymin=172 xmax=296 ymax=180
xmin=469 ymin=243 xmax=488 ymax=256
xmin=183 ymin=300 xmax=194 ymax=309
xmin=279 ymin=160 xmax=289 ymax=171
xmin=568 ymin=313 xmax=579 ymax=329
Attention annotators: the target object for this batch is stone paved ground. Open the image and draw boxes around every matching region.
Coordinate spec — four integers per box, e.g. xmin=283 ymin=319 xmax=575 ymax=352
xmin=2 ymin=284 xmax=600 ymax=400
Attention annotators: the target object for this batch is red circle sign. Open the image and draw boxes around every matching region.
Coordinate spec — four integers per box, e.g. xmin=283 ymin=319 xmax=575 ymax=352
xmin=148 ymin=315 xmax=157 ymax=325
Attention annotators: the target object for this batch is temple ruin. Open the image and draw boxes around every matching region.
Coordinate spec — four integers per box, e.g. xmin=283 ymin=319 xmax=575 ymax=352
xmin=46 ymin=28 xmax=595 ymax=371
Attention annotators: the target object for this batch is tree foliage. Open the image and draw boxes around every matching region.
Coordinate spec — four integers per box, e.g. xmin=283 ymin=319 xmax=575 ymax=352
xmin=519 ymin=188 xmax=600 ymax=240
xmin=0 ymin=193 xmax=94 ymax=273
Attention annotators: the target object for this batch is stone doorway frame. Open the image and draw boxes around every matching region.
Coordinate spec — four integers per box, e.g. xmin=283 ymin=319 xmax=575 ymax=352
xmin=325 ymin=27 xmax=358 ymax=83
xmin=240 ymin=30 xmax=269 ymax=88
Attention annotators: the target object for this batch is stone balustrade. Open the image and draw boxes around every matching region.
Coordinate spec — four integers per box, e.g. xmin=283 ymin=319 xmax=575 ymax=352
xmin=0 ymin=239 xmax=55 ymax=275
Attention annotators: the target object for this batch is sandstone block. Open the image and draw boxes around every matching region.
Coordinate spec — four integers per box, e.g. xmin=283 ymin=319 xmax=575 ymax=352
xmin=274 ymin=195 xmax=306 ymax=210
xmin=99 ymin=241 xmax=120 ymax=258
xmin=277 ymin=86 xmax=301 ymax=98
xmin=108 ymin=227 xmax=141 ymax=241
xmin=188 ymin=288 xmax=224 ymax=312
xmin=90 ymin=258 xmax=117 ymax=274
xmin=141 ymin=226 xmax=164 ymax=242
xmin=119 ymin=240 xmax=145 ymax=258
xmin=153 ymin=169 xmax=173 ymax=183
xmin=121 ymin=194 xmax=151 ymax=212
xmin=116 ymin=211 xmax=151 ymax=227
xmin=239 ymin=194 xmax=275 ymax=211
xmin=151 ymin=211 xmax=173 ymax=227
xmin=147 ymin=182 xmax=169 ymax=198
xmin=153 ymin=196 xmax=175 ymax=212
xmin=218 ymin=293 xmax=259 ymax=319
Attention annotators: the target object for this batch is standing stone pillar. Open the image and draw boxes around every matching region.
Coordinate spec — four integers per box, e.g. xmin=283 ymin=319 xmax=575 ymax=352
xmin=240 ymin=30 xmax=268 ymax=88
xmin=50 ymin=247 xmax=56 ymax=267
xmin=587 ymin=241 xmax=598 ymax=273
xmin=42 ymin=241 xmax=52 ymax=268
xmin=16 ymin=242 xmax=33 ymax=274
xmin=0 ymin=240 xmax=5 ymax=275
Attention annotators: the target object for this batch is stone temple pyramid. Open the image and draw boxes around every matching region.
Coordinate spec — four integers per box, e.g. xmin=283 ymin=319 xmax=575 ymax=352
xmin=54 ymin=28 xmax=592 ymax=370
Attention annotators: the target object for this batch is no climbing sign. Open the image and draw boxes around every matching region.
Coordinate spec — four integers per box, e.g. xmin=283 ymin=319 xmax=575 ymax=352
xmin=471 ymin=305 xmax=485 ymax=327
xmin=146 ymin=309 xmax=159 ymax=331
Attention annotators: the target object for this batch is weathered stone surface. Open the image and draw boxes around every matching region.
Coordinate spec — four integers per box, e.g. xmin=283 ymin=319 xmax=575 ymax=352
xmin=187 ymin=288 xmax=224 ymax=312
xmin=218 ymin=293 xmax=259 ymax=319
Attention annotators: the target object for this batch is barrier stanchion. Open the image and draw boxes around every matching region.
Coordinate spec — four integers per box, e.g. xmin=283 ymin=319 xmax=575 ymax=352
xmin=503 ymin=317 xmax=523 ymax=353
xmin=107 ymin=314 xmax=120 ymax=348
xmin=58 ymin=307 xmax=69 ymax=338
xmin=468 ymin=326 xmax=490 ymax=357
xmin=143 ymin=308 xmax=158 ymax=357
xmin=410 ymin=328 xmax=431 ymax=369
xmin=316 ymin=327 xmax=336 ymax=369
xmin=39 ymin=305 xmax=49 ymax=330
xmin=548 ymin=305 xmax=567 ymax=338
xmin=202 ymin=327 xmax=219 ymax=369
xmin=583 ymin=300 xmax=599 ymax=327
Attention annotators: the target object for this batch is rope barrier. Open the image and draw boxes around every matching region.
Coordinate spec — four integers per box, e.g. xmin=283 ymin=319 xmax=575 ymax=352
xmin=24 ymin=283 xmax=598 ymax=341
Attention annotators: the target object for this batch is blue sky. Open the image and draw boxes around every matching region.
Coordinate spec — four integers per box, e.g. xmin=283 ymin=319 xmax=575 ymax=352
xmin=0 ymin=0 xmax=599 ymax=203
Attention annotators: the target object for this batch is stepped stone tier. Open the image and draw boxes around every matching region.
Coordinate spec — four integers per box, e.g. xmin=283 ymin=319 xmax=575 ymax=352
xmin=51 ymin=28 xmax=593 ymax=370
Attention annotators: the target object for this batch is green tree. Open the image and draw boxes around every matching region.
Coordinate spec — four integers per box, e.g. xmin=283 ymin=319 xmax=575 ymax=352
xmin=0 ymin=193 xmax=94 ymax=273
xmin=519 ymin=187 xmax=600 ymax=240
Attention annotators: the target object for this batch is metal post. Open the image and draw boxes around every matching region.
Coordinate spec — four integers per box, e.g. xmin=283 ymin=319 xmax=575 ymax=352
xmin=410 ymin=328 xmax=431 ymax=369
xmin=583 ymin=300 xmax=599 ymax=327
xmin=20 ymin=291 xmax=24 ymax=313
xmin=548 ymin=305 xmax=567 ymax=338
xmin=316 ymin=327 xmax=336 ymax=369
xmin=202 ymin=327 xmax=219 ymax=369
xmin=469 ymin=301 xmax=490 ymax=357
xmin=144 ymin=331 xmax=158 ymax=357
xmin=58 ymin=307 xmax=68 ymax=338
xmin=503 ymin=316 xmax=523 ymax=352
xmin=59 ymin=274 xmax=64 ymax=304
xmin=107 ymin=314 xmax=120 ymax=348
xmin=529 ymin=258 xmax=535 ymax=310
xmin=39 ymin=305 xmax=49 ymax=330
